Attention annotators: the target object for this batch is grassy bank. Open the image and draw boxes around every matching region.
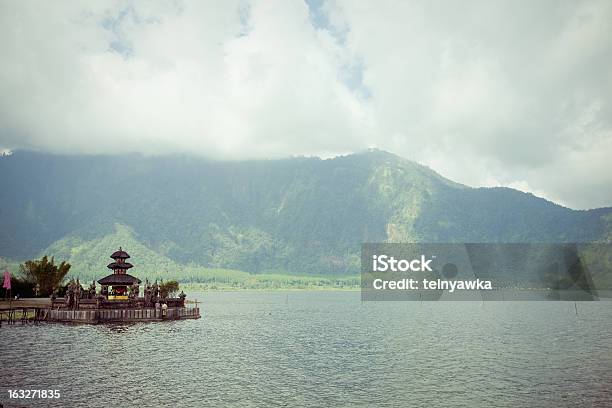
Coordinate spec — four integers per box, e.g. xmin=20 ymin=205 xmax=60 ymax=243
xmin=179 ymin=271 xmax=360 ymax=290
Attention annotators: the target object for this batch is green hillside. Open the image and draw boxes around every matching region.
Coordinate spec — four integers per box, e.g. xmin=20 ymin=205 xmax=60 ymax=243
xmin=0 ymin=149 xmax=610 ymax=283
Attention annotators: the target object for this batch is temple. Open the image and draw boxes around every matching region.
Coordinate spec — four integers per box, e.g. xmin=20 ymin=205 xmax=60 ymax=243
xmin=99 ymin=247 xmax=139 ymax=300
xmin=48 ymin=247 xmax=200 ymax=322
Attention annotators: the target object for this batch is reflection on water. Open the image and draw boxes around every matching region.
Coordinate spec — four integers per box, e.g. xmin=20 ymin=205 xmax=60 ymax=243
xmin=1 ymin=291 xmax=612 ymax=407
xmin=103 ymin=323 xmax=137 ymax=334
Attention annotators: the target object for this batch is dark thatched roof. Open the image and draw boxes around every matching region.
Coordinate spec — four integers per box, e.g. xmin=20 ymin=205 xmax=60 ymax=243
xmin=110 ymin=248 xmax=130 ymax=259
xmin=97 ymin=274 xmax=141 ymax=285
xmin=107 ymin=262 xmax=133 ymax=270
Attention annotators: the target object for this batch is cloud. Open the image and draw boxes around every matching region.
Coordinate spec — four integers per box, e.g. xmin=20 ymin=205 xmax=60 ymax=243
xmin=0 ymin=0 xmax=611 ymax=209
xmin=0 ymin=0 xmax=371 ymax=158
xmin=329 ymin=0 xmax=612 ymax=209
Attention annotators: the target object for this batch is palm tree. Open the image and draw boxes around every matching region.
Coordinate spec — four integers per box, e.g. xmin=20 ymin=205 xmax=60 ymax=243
xmin=20 ymin=256 xmax=71 ymax=296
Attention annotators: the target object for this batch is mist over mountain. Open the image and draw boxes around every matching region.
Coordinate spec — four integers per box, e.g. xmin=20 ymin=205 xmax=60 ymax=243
xmin=0 ymin=150 xmax=610 ymax=279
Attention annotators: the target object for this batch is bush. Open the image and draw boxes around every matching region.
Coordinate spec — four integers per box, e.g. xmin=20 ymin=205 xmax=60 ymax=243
xmin=159 ymin=280 xmax=180 ymax=298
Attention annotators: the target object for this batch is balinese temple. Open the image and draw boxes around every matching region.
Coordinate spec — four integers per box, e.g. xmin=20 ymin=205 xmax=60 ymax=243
xmin=47 ymin=247 xmax=200 ymax=323
xmin=98 ymin=247 xmax=141 ymax=300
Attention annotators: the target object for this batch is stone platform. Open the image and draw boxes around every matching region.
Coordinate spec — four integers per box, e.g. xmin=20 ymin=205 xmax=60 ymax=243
xmin=47 ymin=306 xmax=200 ymax=323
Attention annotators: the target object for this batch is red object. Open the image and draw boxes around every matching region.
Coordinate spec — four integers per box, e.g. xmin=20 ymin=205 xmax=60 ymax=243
xmin=2 ymin=270 xmax=10 ymax=290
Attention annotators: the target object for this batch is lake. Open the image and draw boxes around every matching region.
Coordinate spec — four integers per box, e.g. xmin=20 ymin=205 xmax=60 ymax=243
xmin=1 ymin=291 xmax=612 ymax=407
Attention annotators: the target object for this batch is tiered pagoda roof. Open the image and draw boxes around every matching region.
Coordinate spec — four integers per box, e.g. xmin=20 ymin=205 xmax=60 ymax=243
xmin=107 ymin=261 xmax=134 ymax=270
xmin=98 ymin=273 xmax=141 ymax=285
xmin=97 ymin=247 xmax=142 ymax=286
xmin=111 ymin=248 xmax=130 ymax=259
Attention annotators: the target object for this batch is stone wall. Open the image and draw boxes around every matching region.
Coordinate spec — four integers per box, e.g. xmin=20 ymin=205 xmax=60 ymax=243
xmin=47 ymin=307 xmax=200 ymax=323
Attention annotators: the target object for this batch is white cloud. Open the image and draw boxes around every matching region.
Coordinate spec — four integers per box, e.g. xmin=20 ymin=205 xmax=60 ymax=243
xmin=0 ymin=0 xmax=611 ymax=209
xmin=329 ymin=0 xmax=612 ymax=209
xmin=0 ymin=0 xmax=371 ymax=158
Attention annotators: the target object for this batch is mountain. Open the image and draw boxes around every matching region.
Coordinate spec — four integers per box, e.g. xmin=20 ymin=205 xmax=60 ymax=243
xmin=0 ymin=149 xmax=610 ymax=282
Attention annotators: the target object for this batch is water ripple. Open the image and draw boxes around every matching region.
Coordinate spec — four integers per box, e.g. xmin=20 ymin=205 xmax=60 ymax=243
xmin=1 ymin=293 xmax=611 ymax=407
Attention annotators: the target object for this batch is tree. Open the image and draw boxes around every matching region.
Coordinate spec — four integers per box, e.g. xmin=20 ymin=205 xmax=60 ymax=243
xmin=8 ymin=277 xmax=36 ymax=298
xmin=20 ymin=256 xmax=71 ymax=297
xmin=159 ymin=280 xmax=180 ymax=298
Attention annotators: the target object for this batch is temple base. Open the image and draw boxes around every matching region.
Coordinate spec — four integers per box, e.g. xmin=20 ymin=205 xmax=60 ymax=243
xmin=47 ymin=307 xmax=200 ymax=323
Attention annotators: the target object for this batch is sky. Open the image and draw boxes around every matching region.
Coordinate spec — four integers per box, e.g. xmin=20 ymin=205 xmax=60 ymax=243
xmin=0 ymin=0 xmax=611 ymax=209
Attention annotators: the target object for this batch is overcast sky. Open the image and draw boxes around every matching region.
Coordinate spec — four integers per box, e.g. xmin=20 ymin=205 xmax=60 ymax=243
xmin=1 ymin=1 xmax=611 ymax=209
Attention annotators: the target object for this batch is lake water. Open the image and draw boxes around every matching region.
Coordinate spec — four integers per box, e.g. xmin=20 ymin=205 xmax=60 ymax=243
xmin=1 ymin=291 xmax=612 ymax=407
